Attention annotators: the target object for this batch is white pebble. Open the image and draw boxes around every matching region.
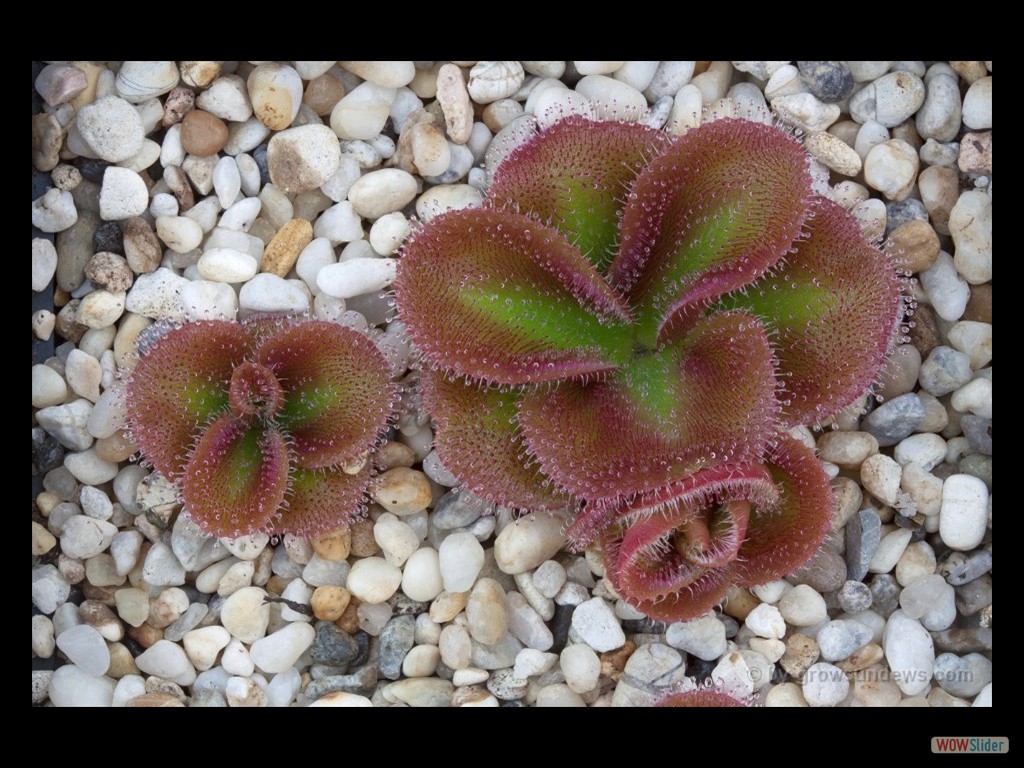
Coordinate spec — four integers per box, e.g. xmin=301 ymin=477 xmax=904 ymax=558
xmin=197 ymin=248 xmax=258 ymax=283
xmin=331 ymin=81 xmax=396 ymax=141
xmin=64 ymin=449 xmax=118 ymax=485
xmin=135 ymin=639 xmax=197 ymax=686
xmin=802 ymin=662 xmax=849 ymax=707
xmin=316 ymin=257 xmax=396 ymax=299
xmin=32 ymin=188 xmax=77 ymax=233
xmin=347 ymin=557 xmax=402 ymax=604
xmin=494 ymin=514 xmax=567 ymax=575
xmin=32 ymin=238 xmax=58 ymax=291
xmin=55 ymin=624 xmax=110 ymax=676
xmin=559 ymin=643 xmax=601 ymax=694
xmin=438 ymin=531 xmax=485 ymax=593
xmin=961 ymin=76 xmax=992 ymax=130
xmin=948 ymin=191 xmax=992 ymax=284
xmin=239 ymin=273 xmax=310 ymax=314
xmin=312 ymin=201 xmax=363 ymax=244
xmin=570 ymin=597 xmax=624 ymax=652
xmin=919 ymin=252 xmax=969 ymax=322
xmin=778 ymin=584 xmax=828 ymax=626
xmin=860 ymin=453 xmax=902 ymax=506
xmin=401 ymin=547 xmax=444 ymax=602
xmin=939 ymin=475 xmax=989 ymax=551
xmin=883 ymin=610 xmax=934 ymax=695
xmin=745 ymin=603 xmax=786 ymax=639
xmin=863 ymin=139 xmax=918 ymax=200
xmin=48 ymin=665 xmax=115 ymax=707
xmin=347 ymin=169 xmax=418 ymax=220
xmin=249 ymin=622 xmax=315 ymax=674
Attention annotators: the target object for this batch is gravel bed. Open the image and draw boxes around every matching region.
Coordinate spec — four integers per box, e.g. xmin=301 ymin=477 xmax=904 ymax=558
xmin=32 ymin=60 xmax=992 ymax=708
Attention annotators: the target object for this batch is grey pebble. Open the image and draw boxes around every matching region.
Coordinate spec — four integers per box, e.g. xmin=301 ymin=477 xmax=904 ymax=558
xmin=954 ymin=574 xmax=992 ymax=616
xmin=32 ymin=427 xmax=65 ymax=475
xmin=958 ymin=454 xmax=992 ymax=490
xmin=486 ymin=668 xmax=529 ymax=701
xmin=797 ymin=61 xmax=854 ymax=103
xmin=961 ymin=416 xmax=992 ymax=456
xmin=919 ymin=347 xmax=973 ymax=397
xmin=940 ymin=546 xmax=992 ymax=586
xmin=933 ymin=626 xmax=992 ymax=654
xmin=302 ymin=664 xmax=378 ymax=702
xmin=845 ymin=509 xmax=881 ymax=582
xmin=93 ymin=221 xmax=123 ymax=254
xmin=816 ymin=619 xmax=873 ymax=661
xmin=789 ymin=547 xmax=846 ymax=593
xmin=310 ymin=621 xmax=360 ymax=667
xmin=885 ymin=198 xmax=930 ymax=235
xmin=188 ymin=688 xmax=228 ymax=707
xmin=838 ymin=580 xmax=873 ymax=614
xmin=378 ymin=614 xmax=416 ymax=680
xmin=868 ymin=573 xmax=901 ymax=618
xmin=431 ymin=490 xmax=488 ymax=530
xmin=163 ymin=603 xmax=209 ymax=642
xmin=862 ymin=393 xmax=925 ymax=447
xmin=933 ymin=652 xmax=992 ymax=698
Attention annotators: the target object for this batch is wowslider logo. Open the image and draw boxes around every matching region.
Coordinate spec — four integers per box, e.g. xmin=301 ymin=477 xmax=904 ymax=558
xmin=932 ymin=737 xmax=1008 ymax=754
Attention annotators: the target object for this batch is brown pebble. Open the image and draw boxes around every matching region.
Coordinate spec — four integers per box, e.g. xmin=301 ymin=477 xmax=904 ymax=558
xmin=85 ymin=251 xmax=134 ymax=293
xmin=349 ymin=518 xmax=380 ymax=557
xmin=836 ymin=642 xmax=884 ymax=673
xmin=126 ymin=692 xmax=186 ymax=707
xmin=78 ymin=599 xmax=123 ymax=639
xmin=180 ymin=61 xmax=223 ymax=89
xmin=107 ymin=641 xmax=140 ymax=678
xmin=779 ymin=633 xmax=820 ymax=678
xmin=963 ymin=283 xmax=992 ymax=324
xmin=261 ymin=218 xmax=314 ymax=277
xmin=311 ymin=524 xmax=352 ymax=562
xmin=265 ymin=575 xmax=290 ymax=596
xmin=303 ymin=71 xmax=346 ymax=116
xmin=599 ymin=640 xmax=636 ymax=682
xmin=122 ymin=215 xmax=163 ymax=275
xmin=180 ymin=109 xmax=230 ymax=156
xmin=949 ymin=61 xmax=988 ymax=85
xmin=336 ymin=597 xmax=362 ymax=634
xmin=81 ymin=582 xmax=117 ymax=604
xmin=452 ymin=684 xmax=492 ymax=707
xmin=888 ymin=219 xmax=939 ymax=273
xmin=721 ymin=585 xmax=759 ymax=621
xmin=35 ymin=63 xmax=88 ymax=107
xmin=51 ymin=164 xmax=82 ymax=191
xmin=788 ymin=547 xmax=846 ymax=593
xmin=908 ymin=303 xmax=941 ymax=358
xmin=95 ymin=429 xmax=138 ymax=463
xmin=145 ymin=677 xmax=188 ymax=702
xmin=162 ymin=166 xmax=195 ymax=212
xmin=311 ymin=585 xmax=352 ymax=621
xmin=162 ymin=86 xmax=196 ymax=127
xmin=958 ymin=131 xmax=992 ymax=176
xmin=891 ymin=119 xmax=922 ymax=152
xmin=55 ymin=300 xmax=88 ymax=343
xmin=917 ymin=165 xmax=959 ymax=236
xmin=32 ymin=113 xmax=64 ymax=172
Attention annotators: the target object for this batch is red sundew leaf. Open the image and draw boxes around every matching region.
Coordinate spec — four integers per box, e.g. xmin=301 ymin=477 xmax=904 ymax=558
xmin=518 ymin=312 xmax=779 ymax=503
xmin=486 ymin=115 xmax=671 ymax=273
xmin=258 ymin=321 xmax=396 ymax=470
xmin=421 ymin=368 xmax=574 ymax=511
xmin=612 ymin=553 xmax=733 ymax=623
xmin=277 ymin=463 xmax=373 ymax=537
xmin=599 ymin=462 xmax=777 ymax=622
xmin=126 ymin=320 xmax=256 ymax=479
xmin=732 ymin=434 xmax=833 ymax=587
xmin=395 ymin=208 xmax=634 ymax=386
xmin=721 ymin=197 xmax=903 ymax=426
xmin=608 ymin=118 xmax=812 ymax=347
xmin=656 ymin=690 xmax=749 ymax=707
xmin=180 ymin=416 xmax=290 ymax=537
